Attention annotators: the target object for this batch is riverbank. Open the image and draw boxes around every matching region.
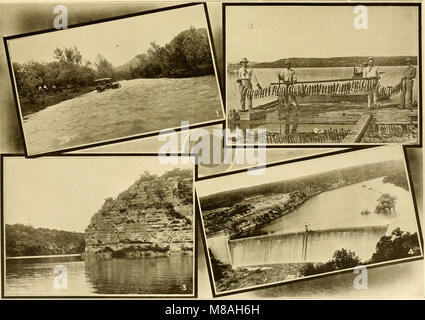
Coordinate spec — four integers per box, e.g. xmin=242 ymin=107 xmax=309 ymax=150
xmin=203 ymin=191 xmax=308 ymax=239
xmin=213 ymin=257 xmax=308 ymax=293
xmin=20 ymin=86 xmax=95 ymax=118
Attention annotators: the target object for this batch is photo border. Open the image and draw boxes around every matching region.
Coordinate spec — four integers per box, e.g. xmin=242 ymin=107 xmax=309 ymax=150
xmin=222 ymin=2 xmax=423 ymax=148
xmin=195 ymin=145 xmax=424 ymax=297
xmin=1 ymin=153 xmax=199 ymax=299
xmin=3 ymin=2 xmax=226 ymax=158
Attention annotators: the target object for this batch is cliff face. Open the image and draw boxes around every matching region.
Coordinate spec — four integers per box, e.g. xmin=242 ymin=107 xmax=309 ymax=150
xmin=203 ymin=191 xmax=307 ymax=239
xmin=85 ymin=169 xmax=193 ymax=258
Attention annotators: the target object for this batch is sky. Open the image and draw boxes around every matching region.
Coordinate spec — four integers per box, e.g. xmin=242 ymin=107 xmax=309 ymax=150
xmin=226 ymin=6 xmax=419 ymax=62
xmin=3 ymin=156 xmax=193 ymax=232
xmin=7 ymin=4 xmax=208 ymax=67
xmin=196 ymin=145 xmax=405 ymax=197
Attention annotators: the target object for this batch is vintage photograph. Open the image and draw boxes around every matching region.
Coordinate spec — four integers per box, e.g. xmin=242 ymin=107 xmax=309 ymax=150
xmin=2 ymin=155 xmax=195 ymax=297
xmin=196 ymin=146 xmax=423 ymax=296
xmin=225 ymin=4 xmax=421 ymax=145
xmin=5 ymin=3 xmax=224 ymax=156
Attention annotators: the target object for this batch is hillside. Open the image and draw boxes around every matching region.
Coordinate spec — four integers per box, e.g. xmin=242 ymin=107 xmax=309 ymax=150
xmin=200 ymin=159 xmax=406 ymax=211
xmin=115 ymin=27 xmax=214 ymax=78
xmin=252 ymin=56 xmax=418 ymax=68
xmin=200 ymin=159 xmax=407 ymax=239
xmin=5 ymin=224 xmax=85 ymax=257
xmin=85 ymin=168 xmax=193 ymax=259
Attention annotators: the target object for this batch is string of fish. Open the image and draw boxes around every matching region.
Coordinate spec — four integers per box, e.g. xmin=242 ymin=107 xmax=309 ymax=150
xmin=240 ymin=79 xmax=398 ymax=99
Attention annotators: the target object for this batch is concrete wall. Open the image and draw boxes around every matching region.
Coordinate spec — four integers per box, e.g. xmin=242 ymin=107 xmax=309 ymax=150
xmin=228 ymin=225 xmax=388 ymax=268
xmin=207 ymin=234 xmax=232 ymax=265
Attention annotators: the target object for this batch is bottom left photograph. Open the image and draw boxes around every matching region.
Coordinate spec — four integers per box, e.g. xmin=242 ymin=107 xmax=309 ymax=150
xmin=1 ymin=155 xmax=195 ymax=297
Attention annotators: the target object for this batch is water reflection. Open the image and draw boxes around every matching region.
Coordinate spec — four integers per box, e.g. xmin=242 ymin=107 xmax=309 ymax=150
xmin=85 ymin=256 xmax=193 ymax=295
xmin=6 ymin=255 xmax=193 ymax=296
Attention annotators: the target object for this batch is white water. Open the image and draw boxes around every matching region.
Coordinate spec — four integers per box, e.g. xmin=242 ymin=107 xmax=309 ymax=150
xmin=229 ymin=226 xmax=388 ymax=267
xmin=23 ymin=75 xmax=223 ymax=155
xmin=227 ymin=178 xmax=419 ymax=267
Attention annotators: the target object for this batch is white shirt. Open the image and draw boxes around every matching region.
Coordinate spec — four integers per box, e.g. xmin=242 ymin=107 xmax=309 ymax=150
xmin=278 ymin=68 xmax=297 ymax=83
xmin=363 ymin=66 xmax=379 ymax=78
xmin=238 ymin=67 xmax=259 ymax=84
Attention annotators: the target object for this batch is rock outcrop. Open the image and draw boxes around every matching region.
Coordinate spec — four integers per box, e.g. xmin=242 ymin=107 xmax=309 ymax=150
xmin=85 ymin=168 xmax=193 ymax=259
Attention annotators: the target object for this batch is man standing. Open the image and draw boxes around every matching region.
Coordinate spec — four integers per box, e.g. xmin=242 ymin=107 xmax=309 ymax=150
xmin=399 ymin=57 xmax=416 ymax=110
xmin=237 ymin=57 xmax=261 ymax=110
xmin=278 ymin=59 xmax=299 ymax=135
xmin=363 ymin=57 xmax=380 ymax=109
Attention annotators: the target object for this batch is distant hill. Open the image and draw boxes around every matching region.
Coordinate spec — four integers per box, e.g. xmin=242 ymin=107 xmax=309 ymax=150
xmin=115 ymin=56 xmax=140 ymax=74
xmin=252 ymin=56 xmax=418 ymax=68
xmin=200 ymin=159 xmax=406 ymax=211
xmin=6 ymin=224 xmax=85 ymax=257
xmin=115 ymin=27 xmax=214 ymax=78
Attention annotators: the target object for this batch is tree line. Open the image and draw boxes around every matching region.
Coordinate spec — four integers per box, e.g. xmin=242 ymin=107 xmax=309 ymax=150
xmin=200 ymin=159 xmax=406 ymax=211
xmin=6 ymin=224 xmax=85 ymax=257
xmin=126 ymin=27 xmax=214 ymax=79
xmin=13 ymin=27 xmax=214 ymax=104
xmin=13 ymin=46 xmax=115 ymax=103
xmin=253 ymin=56 xmax=418 ymax=68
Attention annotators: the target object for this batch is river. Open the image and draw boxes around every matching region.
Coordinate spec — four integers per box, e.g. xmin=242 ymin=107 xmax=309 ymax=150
xmin=260 ymin=177 xmax=418 ymax=235
xmin=5 ymin=255 xmax=193 ymax=296
xmin=227 ymin=66 xmax=419 ymax=110
xmin=23 ymin=75 xmax=223 ymax=155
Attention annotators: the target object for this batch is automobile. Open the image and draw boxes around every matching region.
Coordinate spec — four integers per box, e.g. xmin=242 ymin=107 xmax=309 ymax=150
xmin=95 ymin=78 xmax=121 ymax=92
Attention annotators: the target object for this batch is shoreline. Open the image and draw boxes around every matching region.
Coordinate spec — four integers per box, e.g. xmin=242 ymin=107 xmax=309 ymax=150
xmin=205 ymin=176 xmax=390 ymax=240
xmin=21 ymin=86 xmax=95 ymax=118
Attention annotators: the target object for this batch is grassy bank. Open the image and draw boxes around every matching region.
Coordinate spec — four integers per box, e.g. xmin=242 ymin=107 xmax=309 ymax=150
xmin=20 ymin=86 xmax=95 ymax=118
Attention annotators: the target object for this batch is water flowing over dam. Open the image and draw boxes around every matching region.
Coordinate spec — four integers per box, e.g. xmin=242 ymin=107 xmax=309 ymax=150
xmin=208 ymin=225 xmax=388 ymax=268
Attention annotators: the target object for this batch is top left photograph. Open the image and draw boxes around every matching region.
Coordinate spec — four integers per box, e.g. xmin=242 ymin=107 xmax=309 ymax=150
xmin=4 ymin=3 xmax=225 ymax=156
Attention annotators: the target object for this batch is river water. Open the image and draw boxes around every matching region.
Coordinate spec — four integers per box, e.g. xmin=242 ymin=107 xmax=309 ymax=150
xmin=5 ymin=255 xmax=193 ymax=296
xmin=227 ymin=66 xmax=419 ymax=111
xmin=260 ymin=177 xmax=418 ymax=235
xmin=23 ymin=75 xmax=223 ymax=155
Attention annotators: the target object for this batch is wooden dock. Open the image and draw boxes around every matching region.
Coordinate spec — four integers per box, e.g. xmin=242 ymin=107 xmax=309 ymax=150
xmin=229 ymin=101 xmax=418 ymax=143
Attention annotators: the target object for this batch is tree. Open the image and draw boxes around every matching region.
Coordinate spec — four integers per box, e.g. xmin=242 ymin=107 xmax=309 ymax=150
xmin=53 ymin=46 xmax=94 ymax=89
xmin=301 ymin=248 xmax=361 ymax=276
xmin=375 ymin=193 xmax=397 ymax=215
xmin=13 ymin=61 xmax=44 ymax=102
xmin=94 ymin=54 xmax=115 ymax=79
xmin=371 ymin=228 xmax=421 ymax=263
xmin=332 ymin=248 xmax=361 ymax=270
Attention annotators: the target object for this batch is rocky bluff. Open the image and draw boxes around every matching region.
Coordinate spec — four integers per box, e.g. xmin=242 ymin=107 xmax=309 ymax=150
xmin=85 ymin=168 xmax=193 ymax=259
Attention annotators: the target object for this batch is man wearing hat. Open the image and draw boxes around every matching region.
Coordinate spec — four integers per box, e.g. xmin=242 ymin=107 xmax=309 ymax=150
xmin=363 ymin=57 xmax=380 ymax=109
xmin=277 ymin=59 xmax=299 ymax=135
xmin=237 ymin=57 xmax=262 ymax=110
xmin=399 ymin=57 xmax=416 ymax=110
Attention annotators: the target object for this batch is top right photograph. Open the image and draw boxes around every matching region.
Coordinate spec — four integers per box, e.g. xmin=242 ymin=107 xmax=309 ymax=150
xmin=225 ymin=4 xmax=421 ymax=145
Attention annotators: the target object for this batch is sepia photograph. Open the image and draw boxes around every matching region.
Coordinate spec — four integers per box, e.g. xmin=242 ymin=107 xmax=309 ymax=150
xmin=2 ymin=155 xmax=195 ymax=297
xmin=4 ymin=3 xmax=224 ymax=156
xmin=196 ymin=146 xmax=423 ymax=296
xmin=225 ymin=4 xmax=421 ymax=145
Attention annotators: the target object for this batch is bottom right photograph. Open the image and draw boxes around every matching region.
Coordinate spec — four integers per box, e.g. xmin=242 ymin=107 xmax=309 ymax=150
xmin=196 ymin=145 xmax=423 ymax=296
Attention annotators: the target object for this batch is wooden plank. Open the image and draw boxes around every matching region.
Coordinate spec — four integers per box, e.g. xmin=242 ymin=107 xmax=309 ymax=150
xmin=238 ymin=109 xmax=266 ymax=121
xmin=342 ymin=113 xmax=373 ymax=143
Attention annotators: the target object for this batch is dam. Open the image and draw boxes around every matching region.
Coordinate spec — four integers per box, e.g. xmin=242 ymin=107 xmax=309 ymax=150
xmin=208 ymin=225 xmax=388 ymax=268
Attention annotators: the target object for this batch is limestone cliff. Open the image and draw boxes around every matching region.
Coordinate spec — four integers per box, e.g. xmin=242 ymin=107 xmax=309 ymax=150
xmin=85 ymin=168 xmax=193 ymax=258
